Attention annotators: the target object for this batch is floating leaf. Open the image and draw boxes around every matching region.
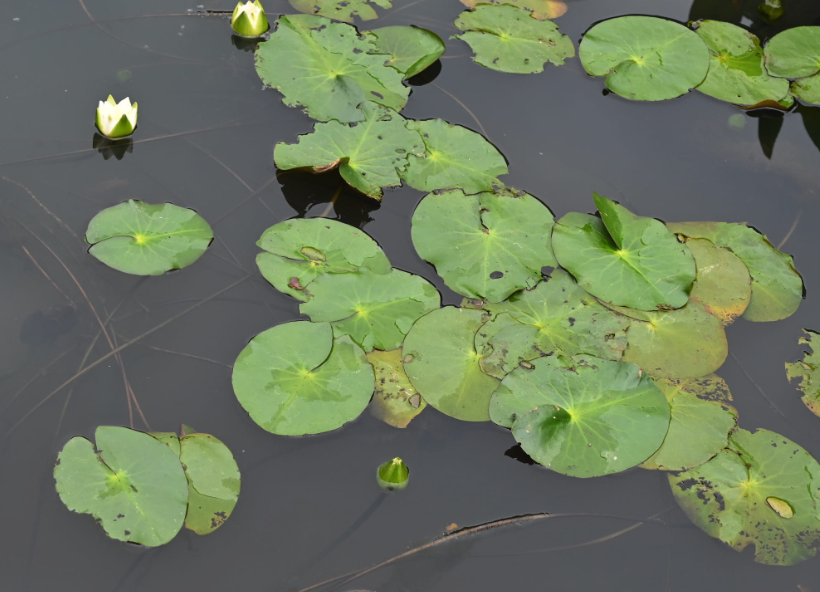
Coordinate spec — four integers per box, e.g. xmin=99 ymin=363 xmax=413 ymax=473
xmin=579 ymin=16 xmax=709 ymax=101
xmin=685 ymin=238 xmax=751 ymax=324
xmin=763 ymin=26 xmax=820 ymax=79
xmin=792 ymin=74 xmax=820 ymax=105
xmin=786 ymin=329 xmax=820 ymax=417
xmin=411 ymin=188 xmax=555 ymax=303
xmin=453 ymin=4 xmax=575 ymax=74
xmin=54 ymin=426 xmax=188 ymax=546
xmin=274 ymin=102 xmax=423 ymax=199
xmin=667 ymin=221 xmax=803 ymax=322
xmin=400 ymin=119 xmax=508 ymax=194
xmin=552 ymin=194 xmax=695 ymax=310
xmin=85 ymin=200 xmax=213 ymax=276
xmin=255 ymin=14 xmax=409 ymax=123
xmin=692 ymin=20 xmax=789 ymax=105
xmin=669 ymin=428 xmax=820 ymax=566
xmin=459 ymin=0 xmax=567 ymax=20
xmin=289 ymin=0 xmax=391 ymax=22
xmin=367 ymin=348 xmax=426 ymax=428
xmin=402 ymin=307 xmax=499 ymax=422
xmin=641 ymin=375 xmax=737 ymax=471
xmin=300 ymin=268 xmax=440 ymax=351
xmin=366 ymin=26 xmax=445 ymax=79
xmin=232 ymin=321 xmax=374 ymax=435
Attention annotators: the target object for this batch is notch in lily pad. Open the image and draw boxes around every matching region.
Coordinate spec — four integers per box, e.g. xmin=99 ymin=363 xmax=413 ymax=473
xmin=377 ymin=457 xmax=409 ymax=491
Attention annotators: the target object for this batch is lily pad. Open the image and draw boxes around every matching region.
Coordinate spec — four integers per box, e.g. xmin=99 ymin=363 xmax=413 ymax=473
xmin=256 ymin=218 xmax=390 ymax=302
xmin=491 ymin=355 xmax=670 ymax=478
xmin=640 ymin=374 xmax=737 ymax=471
xmin=400 ymin=119 xmax=508 ymax=194
xmin=411 ymin=188 xmax=555 ymax=303
xmin=669 ymin=428 xmax=820 ymax=566
xmin=255 ymin=14 xmax=409 ymax=123
xmin=365 ymin=26 xmax=445 ymax=79
xmin=786 ymin=329 xmax=820 ymax=418
xmin=402 ymin=307 xmax=499 ymax=422
xmin=54 ymin=426 xmax=189 ymax=546
xmin=693 ymin=20 xmax=789 ymax=105
xmin=763 ymin=26 xmax=820 ymax=79
xmin=300 ymin=268 xmax=440 ymax=352
xmin=792 ymin=73 xmax=820 ymax=105
xmin=453 ymin=4 xmax=575 ymax=74
xmin=579 ymin=16 xmax=710 ymax=101
xmin=685 ymin=238 xmax=752 ymax=324
xmin=232 ymin=321 xmax=374 ymax=436
xmin=667 ymin=221 xmax=803 ymax=322
xmin=459 ymin=0 xmax=567 ymax=20
xmin=367 ymin=348 xmax=426 ymax=428
xmin=552 ymin=194 xmax=696 ymax=310
xmin=289 ymin=0 xmax=391 ymax=22
xmin=85 ymin=200 xmax=213 ymax=276
xmin=274 ymin=102 xmax=424 ymax=199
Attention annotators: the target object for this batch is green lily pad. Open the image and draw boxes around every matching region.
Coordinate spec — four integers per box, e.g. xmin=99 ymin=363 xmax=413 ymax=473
xmin=54 ymin=426 xmax=189 ymax=546
xmin=693 ymin=20 xmax=789 ymax=105
xmin=667 ymin=221 xmax=803 ymax=322
xmin=786 ymin=329 xmax=820 ymax=418
xmin=669 ymin=428 xmax=820 ymax=566
xmin=289 ymin=0 xmax=391 ymax=22
xmin=365 ymin=26 xmax=445 ymax=79
xmin=255 ymin=14 xmax=409 ymax=123
xmin=579 ymin=16 xmax=710 ymax=101
xmin=641 ymin=375 xmax=737 ymax=471
xmin=85 ymin=200 xmax=213 ymax=276
xmin=274 ymin=102 xmax=424 ymax=199
xmin=453 ymin=4 xmax=575 ymax=74
xmin=256 ymin=218 xmax=390 ymax=302
xmin=685 ymin=238 xmax=751 ymax=324
xmin=402 ymin=307 xmax=499 ymax=422
xmin=367 ymin=348 xmax=427 ymax=428
xmin=411 ymin=188 xmax=555 ymax=303
xmin=492 ymin=355 xmax=670 ymax=477
xmin=232 ymin=321 xmax=374 ymax=436
xmin=552 ymin=194 xmax=696 ymax=310
xmin=459 ymin=0 xmax=567 ymax=20
xmin=763 ymin=26 xmax=820 ymax=79
xmin=400 ymin=119 xmax=509 ymax=194
xmin=792 ymin=73 xmax=820 ymax=105
xmin=300 ymin=268 xmax=440 ymax=352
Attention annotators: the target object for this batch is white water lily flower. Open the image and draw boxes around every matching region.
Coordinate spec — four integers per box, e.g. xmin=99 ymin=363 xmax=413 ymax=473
xmin=231 ymin=0 xmax=269 ymax=37
xmin=95 ymin=96 xmax=138 ymax=139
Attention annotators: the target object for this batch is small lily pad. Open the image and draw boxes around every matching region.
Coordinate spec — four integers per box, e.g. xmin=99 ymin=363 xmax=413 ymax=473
xmin=365 ymin=26 xmax=445 ymax=79
xmin=669 ymin=428 xmax=820 ymax=566
xmin=763 ymin=26 xmax=820 ymax=79
xmin=367 ymin=348 xmax=427 ymax=428
xmin=685 ymin=237 xmax=751 ymax=324
xmin=411 ymin=188 xmax=555 ymax=303
xmin=85 ymin=200 xmax=213 ymax=276
xmin=232 ymin=321 xmax=375 ymax=436
xmin=289 ymin=0 xmax=391 ymax=22
xmin=786 ymin=329 xmax=820 ymax=418
xmin=453 ymin=4 xmax=575 ymax=74
xmin=792 ymin=74 xmax=820 ymax=105
xmin=459 ymin=0 xmax=567 ymax=20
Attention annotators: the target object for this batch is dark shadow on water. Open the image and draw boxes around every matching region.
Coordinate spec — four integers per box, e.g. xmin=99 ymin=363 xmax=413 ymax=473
xmin=279 ymin=169 xmax=381 ymax=229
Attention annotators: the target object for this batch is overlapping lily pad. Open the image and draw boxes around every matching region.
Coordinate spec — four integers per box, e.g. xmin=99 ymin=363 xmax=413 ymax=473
xmin=792 ymin=74 xmax=820 ymax=105
xmin=453 ymin=4 xmax=575 ymax=74
xmin=786 ymin=329 xmax=820 ymax=417
xmin=685 ymin=238 xmax=752 ymax=324
xmin=366 ymin=26 xmax=445 ymax=79
xmin=579 ymin=16 xmax=710 ymax=100
xmin=232 ymin=321 xmax=374 ymax=435
xmin=459 ymin=0 xmax=567 ymax=20
xmin=289 ymin=0 xmax=391 ymax=22
xmin=367 ymin=348 xmax=426 ymax=428
xmin=85 ymin=200 xmax=213 ymax=276
xmin=763 ymin=26 xmax=820 ymax=79
xmin=670 ymin=428 xmax=820 ymax=566
xmin=256 ymin=218 xmax=390 ymax=302
xmin=255 ymin=14 xmax=409 ymax=123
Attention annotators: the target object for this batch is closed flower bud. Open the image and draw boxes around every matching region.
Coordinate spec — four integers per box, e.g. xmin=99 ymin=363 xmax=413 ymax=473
xmin=377 ymin=457 xmax=410 ymax=491
xmin=231 ymin=0 xmax=269 ymax=37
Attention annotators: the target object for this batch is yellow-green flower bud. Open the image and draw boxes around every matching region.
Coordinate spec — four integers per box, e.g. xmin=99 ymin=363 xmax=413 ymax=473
xmin=95 ymin=95 xmax=138 ymax=139
xmin=377 ymin=457 xmax=409 ymax=491
xmin=231 ymin=0 xmax=269 ymax=38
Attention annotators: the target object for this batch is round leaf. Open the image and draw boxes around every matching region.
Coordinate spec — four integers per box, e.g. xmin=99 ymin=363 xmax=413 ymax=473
xmin=367 ymin=348 xmax=427 ymax=428
xmin=459 ymin=0 xmax=567 ymax=20
xmin=763 ymin=26 xmax=820 ymax=79
xmin=365 ymin=26 xmax=445 ymax=79
xmin=792 ymin=73 xmax=820 ymax=105
xmin=786 ymin=329 xmax=820 ymax=418
xmin=685 ymin=238 xmax=751 ymax=324
xmin=289 ymin=0 xmax=391 ymax=22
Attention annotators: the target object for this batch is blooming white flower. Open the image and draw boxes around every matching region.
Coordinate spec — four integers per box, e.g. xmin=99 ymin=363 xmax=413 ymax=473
xmin=95 ymin=96 xmax=138 ymax=139
xmin=231 ymin=0 xmax=269 ymax=37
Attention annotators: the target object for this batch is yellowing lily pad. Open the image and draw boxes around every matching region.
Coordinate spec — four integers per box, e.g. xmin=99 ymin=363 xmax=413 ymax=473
xmin=786 ymin=329 xmax=820 ymax=418
xmin=459 ymin=0 xmax=567 ymax=20
xmin=367 ymin=348 xmax=426 ymax=428
xmin=685 ymin=237 xmax=751 ymax=324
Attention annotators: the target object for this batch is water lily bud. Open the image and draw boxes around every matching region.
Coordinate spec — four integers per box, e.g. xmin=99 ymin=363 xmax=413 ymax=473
xmin=377 ymin=457 xmax=409 ymax=491
xmin=95 ymin=95 xmax=138 ymax=139
xmin=231 ymin=0 xmax=269 ymax=38
xmin=758 ymin=0 xmax=785 ymax=23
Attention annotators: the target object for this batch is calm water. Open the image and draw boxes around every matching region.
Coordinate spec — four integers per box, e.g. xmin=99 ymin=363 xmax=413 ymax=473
xmin=2 ymin=0 xmax=820 ymax=590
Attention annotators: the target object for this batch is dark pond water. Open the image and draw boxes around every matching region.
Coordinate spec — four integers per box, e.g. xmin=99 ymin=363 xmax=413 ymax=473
xmin=2 ymin=0 xmax=820 ymax=590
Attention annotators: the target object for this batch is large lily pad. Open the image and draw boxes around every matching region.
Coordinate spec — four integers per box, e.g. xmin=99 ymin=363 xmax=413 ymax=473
xmin=400 ymin=119 xmax=508 ymax=194
xmin=763 ymin=26 xmax=820 ymax=79
xmin=579 ymin=16 xmax=709 ymax=101
xmin=491 ymin=355 xmax=670 ymax=478
xmin=685 ymin=238 xmax=751 ymax=324
xmin=552 ymin=194 xmax=696 ymax=310
xmin=641 ymin=375 xmax=737 ymax=471
xmin=367 ymin=348 xmax=426 ymax=428
xmin=459 ymin=0 xmax=567 ymax=20
xmin=300 ymin=268 xmax=440 ymax=352
xmin=85 ymin=200 xmax=213 ymax=276
xmin=453 ymin=4 xmax=575 ymax=74
xmin=255 ymin=14 xmax=409 ymax=123
xmin=693 ymin=20 xmax=789 ymax=105
xmin=256 ymin=218 xmax=390 ymax=302
xmin=670 ymin=428 xmax=820 ymax=566
xmin=274 ymin=102 xmax=424 ymax=199
xmin=786 ymin=329 xmax=820 ymax=418
xmin=402 ymin=307 xmax=499 ymax=422
xmin=411 ymin=188 xmax=555 ymax=303
xmin=54 ymin=426 xmax=189 ymax=546
xmin=365 ymin=26 xmax=445 ymax=79
xmin=667 ymin=221 xmax=803 ymax=322
xmin=232 ymin=321 xmax=374 ymax=436
xmin=289 ymin=0 xmax=391 ymax=22
xmin=792 ymin=74 xmax=820 ymax=105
